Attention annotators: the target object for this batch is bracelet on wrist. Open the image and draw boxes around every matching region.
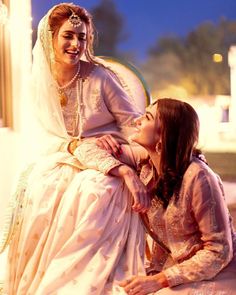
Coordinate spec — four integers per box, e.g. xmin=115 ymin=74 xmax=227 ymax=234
xmin=67 ymin=139 xmax=79 ymax=155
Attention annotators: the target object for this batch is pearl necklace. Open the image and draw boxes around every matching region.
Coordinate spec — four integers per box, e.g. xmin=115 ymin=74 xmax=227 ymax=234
xmin=74 ymin=78 xmax=85 ymax=138
xmin=58 ymin=62 xmax=81 ymax=106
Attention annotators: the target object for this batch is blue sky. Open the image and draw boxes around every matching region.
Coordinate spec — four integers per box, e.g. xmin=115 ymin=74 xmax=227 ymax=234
xmin=32 ymin=0 xmax=236 ymax=61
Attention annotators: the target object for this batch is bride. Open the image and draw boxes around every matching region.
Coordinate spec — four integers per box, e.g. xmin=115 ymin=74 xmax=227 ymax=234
xmin=2 ymin=3 xmax=149 ymax=294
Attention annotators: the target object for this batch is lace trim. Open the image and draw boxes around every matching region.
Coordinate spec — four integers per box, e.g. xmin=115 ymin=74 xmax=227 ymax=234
xmin=0 ymin=282 xmax=5 ymax=295
xmin=38 ymin=12 xmax=54 ymax=72
xmin=163 ymin=265 xmax=184 ymax=287
xmin=0 ymin=164 xmax=34 ymax=254
xmin=74 ymin=140 xmax=122 ymax=175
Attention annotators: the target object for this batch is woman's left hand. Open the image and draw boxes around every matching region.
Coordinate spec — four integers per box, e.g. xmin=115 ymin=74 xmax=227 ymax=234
xmin=95 ymin=135 xmax=121 ymax=157
xmin=119 ymin=275 xmax=163 ymax=295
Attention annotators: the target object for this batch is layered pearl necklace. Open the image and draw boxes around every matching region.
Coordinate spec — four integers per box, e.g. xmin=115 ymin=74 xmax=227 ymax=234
xmin=74 ymin=78 xmax=85 ymax=138
xmin=58 ymin=62 xmax=81 ymax=106
xmin=61 ymin=78 xmax=85 ymax=138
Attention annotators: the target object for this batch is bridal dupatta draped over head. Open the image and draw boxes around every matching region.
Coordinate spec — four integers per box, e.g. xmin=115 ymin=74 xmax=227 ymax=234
xmin=1 ymin=4 xmax=149 ymax=294
xmin=0 ymin=4 xmax=78 ymax=255
xmin=26 ymin=3 xmax=150 ymax=158
xmin=28 ymin=5 xmax=72 ymax=156
xmin=0 ymin=2 xmax=150 ymax=255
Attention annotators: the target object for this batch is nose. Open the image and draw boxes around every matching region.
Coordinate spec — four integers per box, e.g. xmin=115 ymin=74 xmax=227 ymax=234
xmin=71 ymin=37 xmax=79 ymax=48
xmin=134 ymin=116 xmax=142 ymax=126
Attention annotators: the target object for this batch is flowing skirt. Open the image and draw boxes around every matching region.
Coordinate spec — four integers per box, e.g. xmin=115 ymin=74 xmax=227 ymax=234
xmin=4 ymin=153 xmax=145 ymax=295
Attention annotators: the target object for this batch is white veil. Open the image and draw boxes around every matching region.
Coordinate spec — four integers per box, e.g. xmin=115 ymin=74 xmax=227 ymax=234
xmin=22 ymin=9 xmax=71 ymax=160
xmin=23 ymin=5 xmax=150 ymax=161
xmin=0 ymin=3 xmax=151 ymax=254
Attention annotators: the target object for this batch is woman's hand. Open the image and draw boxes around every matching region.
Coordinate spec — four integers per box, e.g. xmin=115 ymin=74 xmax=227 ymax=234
xmin=95 ymin=135 xmax=122 ymax=157
xmin=119 ymin=273 xmax=167 ymax=295
xmin=110 ymin=165 xmax=150 ymax=213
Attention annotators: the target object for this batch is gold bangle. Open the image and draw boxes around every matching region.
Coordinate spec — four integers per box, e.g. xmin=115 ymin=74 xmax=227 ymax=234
xmin=67 ymin=139 xmax=79 ymax=155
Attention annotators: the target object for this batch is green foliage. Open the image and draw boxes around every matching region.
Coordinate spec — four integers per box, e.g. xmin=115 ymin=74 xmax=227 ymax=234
xmin=142 ymin=19 xmax=236 ymax=96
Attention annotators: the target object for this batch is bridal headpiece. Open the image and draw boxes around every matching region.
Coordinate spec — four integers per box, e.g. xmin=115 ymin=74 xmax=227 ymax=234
xmin=68 ymin=11 xmax=82 ymax=27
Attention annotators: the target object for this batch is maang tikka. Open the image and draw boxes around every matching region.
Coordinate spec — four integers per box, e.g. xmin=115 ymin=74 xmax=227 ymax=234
xmin=68 ymin=11 xmax=82 ymax=27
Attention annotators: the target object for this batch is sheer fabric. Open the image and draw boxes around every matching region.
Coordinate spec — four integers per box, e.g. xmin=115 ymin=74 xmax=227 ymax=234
xmin=3 ymin=6 xmax=147 ymax=295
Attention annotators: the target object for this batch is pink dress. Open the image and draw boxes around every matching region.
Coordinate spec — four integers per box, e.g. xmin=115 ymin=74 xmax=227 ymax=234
xmin=143 ymin=157 xmax=236 ymax=294
xmin=4 ymin=66 xmax=147 ymax=295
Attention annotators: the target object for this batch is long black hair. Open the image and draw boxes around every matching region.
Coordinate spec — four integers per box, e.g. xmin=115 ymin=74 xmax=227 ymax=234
xmin=154 ymin=98 xmax=200 ymax=208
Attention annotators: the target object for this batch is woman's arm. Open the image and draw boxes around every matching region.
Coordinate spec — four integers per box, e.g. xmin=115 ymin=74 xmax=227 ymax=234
xmin=119 ymin=272 xmax=168 ymax=294
xmin=102 ymin=69 xmax=143 ymax=138
xmin=73 ymin=140 xmax=150 ymax=212
xmin=109 ymin=164 xmax=150 ymax=213
xmin=73 ymin=140 xmax=122 ymax=175
xmin=120 ymin=167 xmax=233 ymax=293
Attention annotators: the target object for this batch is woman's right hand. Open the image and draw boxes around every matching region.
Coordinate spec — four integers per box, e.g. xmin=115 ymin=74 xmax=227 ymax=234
xmin=95 ymin=135 xmax=121 ymax=158
xmin=119 ymin=272 xmax=168 ymax=294
xmin=110 ymin=165 xmax=150 ymax=213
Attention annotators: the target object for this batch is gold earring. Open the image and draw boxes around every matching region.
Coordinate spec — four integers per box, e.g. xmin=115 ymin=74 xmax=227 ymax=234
xmin=155 ymin=142 xmax=161 ymax=154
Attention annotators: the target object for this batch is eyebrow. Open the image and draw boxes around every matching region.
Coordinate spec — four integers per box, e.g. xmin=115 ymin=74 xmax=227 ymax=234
xmin=63 ymin=30 xmax=86 ymax=36
xmin=146 ymin=111 xmax=154 ymax=119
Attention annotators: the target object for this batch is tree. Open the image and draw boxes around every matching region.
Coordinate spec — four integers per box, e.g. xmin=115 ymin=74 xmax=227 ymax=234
xmin=142 ymin=19 xmax=236 ymax=96
xmin=91 ymin=0 xmax=127 ymax=57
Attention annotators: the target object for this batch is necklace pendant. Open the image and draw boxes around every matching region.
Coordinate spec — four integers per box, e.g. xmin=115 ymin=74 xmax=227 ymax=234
xmin=59 ymin=90 xmax=68 ymax=106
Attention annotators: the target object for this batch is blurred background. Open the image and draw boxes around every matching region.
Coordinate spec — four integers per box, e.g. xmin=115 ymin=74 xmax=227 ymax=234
xmin=0 ymin=0 xmax=236 ymax=279
xmin=32 ymin=0 xmax=236 ymax=211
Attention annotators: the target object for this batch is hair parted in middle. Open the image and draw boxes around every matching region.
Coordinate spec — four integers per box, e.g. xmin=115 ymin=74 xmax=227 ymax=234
xmin=152 ymin=98 xmax=200 ymax=208
xmin=48 ymin=3 xmax=96 ymax=61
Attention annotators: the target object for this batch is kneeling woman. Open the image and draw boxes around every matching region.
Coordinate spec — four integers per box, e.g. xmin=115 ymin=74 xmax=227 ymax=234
xmin=121 ymin=98 xmax=236 ymax=294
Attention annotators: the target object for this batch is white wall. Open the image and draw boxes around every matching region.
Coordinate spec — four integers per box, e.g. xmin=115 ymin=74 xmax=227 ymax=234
xmin=229 ymin=46 xmax=236 ymax=128
xmin=0 ymin=129 xmax=21 ymax=283
xmin=0 ymin=0 xmax=32 ymax=281
xmin=0 ymin=129 xmax=21 ymax=231
xmin=0 ymin=0 xmax=32 ymax=223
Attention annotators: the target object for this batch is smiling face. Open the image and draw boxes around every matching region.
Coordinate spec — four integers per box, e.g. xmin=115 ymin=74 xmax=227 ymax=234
xmin=132 ymin=103 xmax=161 ymax=151
xmin=52 ymin=20 xmax=87 ymax=66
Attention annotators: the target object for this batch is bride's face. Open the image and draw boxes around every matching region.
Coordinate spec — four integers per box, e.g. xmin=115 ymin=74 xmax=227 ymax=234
xmin=131 ymin=104 xmax=161 ymax=151
xmin=53 ymin=19 xmax=87 ymax=66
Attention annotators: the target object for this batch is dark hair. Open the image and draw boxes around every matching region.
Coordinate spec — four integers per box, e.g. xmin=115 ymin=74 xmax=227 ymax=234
xmin=154 ymin=98 xmax=200 ymax=208
xmin=48 ymin=3 xmax=95 ymax=60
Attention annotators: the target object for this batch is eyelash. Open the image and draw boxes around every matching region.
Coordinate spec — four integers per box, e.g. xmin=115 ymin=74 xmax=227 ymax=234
xmin=63 ymin=36 xmax=86 ymax=41
xmin=145 ymin=114 xmax=150 ymax=120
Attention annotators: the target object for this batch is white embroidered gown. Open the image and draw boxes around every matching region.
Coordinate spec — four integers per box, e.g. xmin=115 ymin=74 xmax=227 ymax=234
xmin=4 ymin=66 xmax=147 ymax=295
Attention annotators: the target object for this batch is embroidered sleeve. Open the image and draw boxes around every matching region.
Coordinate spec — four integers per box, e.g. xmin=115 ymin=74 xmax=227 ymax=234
xmin=163 ymin=169 xmax=233 ymax=287
xmin=117 ymin=143 xmax=149 ymax=170
xmin=73 ymin=140 xmax=122 ymax=175
xmin=102 ymin=70 xmax=143 ymax=139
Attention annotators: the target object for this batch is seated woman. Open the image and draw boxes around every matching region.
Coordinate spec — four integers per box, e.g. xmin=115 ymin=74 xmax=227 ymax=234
xmin=120 ymin=98 xmax=236 ymax=294
xmin=2 ymin=3 xmax=150 ymax=295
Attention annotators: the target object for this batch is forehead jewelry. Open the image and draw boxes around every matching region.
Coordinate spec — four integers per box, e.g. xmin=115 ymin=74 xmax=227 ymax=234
xmin=68 ymin=11 xmax=82 ymax=27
